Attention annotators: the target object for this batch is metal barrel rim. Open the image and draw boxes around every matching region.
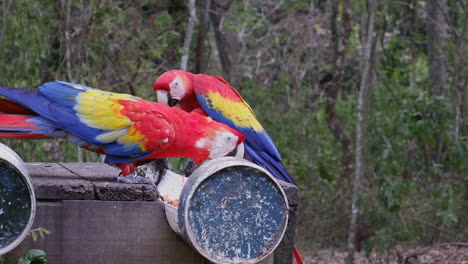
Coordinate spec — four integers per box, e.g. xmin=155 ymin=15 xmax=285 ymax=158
xmin=0 ymin=143 xmax=36 ymax=255
xmin=178 ymin=157 xmax=289 ymax=263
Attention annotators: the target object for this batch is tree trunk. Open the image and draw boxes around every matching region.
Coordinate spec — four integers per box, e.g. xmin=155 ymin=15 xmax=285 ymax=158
xmin=195 ymin=0 xmax=210 ymax=73
xmin=62 ymin=0 xmax=74 ymax=83
xmin=209 ymin=0 xmax=235 ymax=83
xmin=0 ymin=0 xmax=12 ymax=78
xmin=346 ymin=0 xmax=377 ymax=263
xmin=323 ymin=0 xmax=353 ymax=183
xmin=426 ymin=0 xmax=448 ymax=165
xmin=0 ymin=0 xmax=12 ymax=54
xmin=426 ymin=0 xmax=447 ymax=96
xmin=61 ymin=0 xmax=76 ymax=162
xmin=180 ymin=0 xmax=197 ymax=71
xmin=447 ymin=0 xmax=467 ymax=145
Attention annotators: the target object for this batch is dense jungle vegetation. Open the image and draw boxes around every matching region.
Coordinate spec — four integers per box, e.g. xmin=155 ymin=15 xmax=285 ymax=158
xmin=0 ymin=0 xmax=466 ymax=260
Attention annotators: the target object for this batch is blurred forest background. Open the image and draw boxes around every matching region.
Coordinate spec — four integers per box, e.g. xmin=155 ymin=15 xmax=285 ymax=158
xmin=0 ymin=0 xmax=466 ymax=261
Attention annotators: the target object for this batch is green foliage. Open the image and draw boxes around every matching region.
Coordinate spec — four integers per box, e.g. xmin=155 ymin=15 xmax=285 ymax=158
xmin=17 ymin=249 xmax=47 ymax=264
xmin=0 ymin=0 xmax=466 ymax=253
xmin=15 ymin=228 xmax=50 ymax=264
xmin=29 ymin=228 xmax=51 ymax=242
xmin=0 ymin=228 xmax=49 ymax=264
xmin=356 ymin=35 xmax=468 ymax=250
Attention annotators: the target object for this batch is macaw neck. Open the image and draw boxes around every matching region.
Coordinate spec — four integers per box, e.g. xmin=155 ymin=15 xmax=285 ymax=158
xmin=149 ymin=107 xmax=210 ymax=163
xmin=179 ymin=73 xmax=201 ymax=112
xmin=175 ymin=114 xmax=210 ymax=163
xmin=179 ymin=93 xmax=202 ymax=113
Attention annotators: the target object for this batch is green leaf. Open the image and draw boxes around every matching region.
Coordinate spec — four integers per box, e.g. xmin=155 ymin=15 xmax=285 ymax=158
xmin=17 ymin=249 xmax=47 ymax=264
xmin=443 ymin=212 xmax=458 ymax=227
xmin=318 ymin=162 xmax=334 ymax=182
xmin=431 ymin=163 xmax=444 ymax=177
xmin=382 ymin=148 xmax=390 ymax=160
xmin=31 ymin=232 xmax=37 ymax=242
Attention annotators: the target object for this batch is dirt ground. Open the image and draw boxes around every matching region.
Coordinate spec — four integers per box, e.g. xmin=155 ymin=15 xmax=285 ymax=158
xmin=299 ymin=243 xmax=468 ymax=264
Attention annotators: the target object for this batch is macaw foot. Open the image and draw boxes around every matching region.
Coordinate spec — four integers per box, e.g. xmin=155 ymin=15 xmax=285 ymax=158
xmin=117 ymin=171 xmax=162 ymax=200
xmin=117 ymin=172 xmax=156 ymax=185
xmin=183 ymin=159 xmax=199 ymax=177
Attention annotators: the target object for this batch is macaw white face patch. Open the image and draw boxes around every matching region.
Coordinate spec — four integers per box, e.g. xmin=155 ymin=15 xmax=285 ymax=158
xmin=156 ymin=90 xmax=169 ymax=105
xmin=198 ymin=131 xmax=239 ymax=159
xmin=169 ymin=76 xmax=186 ymax=100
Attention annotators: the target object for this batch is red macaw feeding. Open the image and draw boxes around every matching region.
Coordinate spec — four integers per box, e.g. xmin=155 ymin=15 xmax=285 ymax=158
xmin=153 ymin=70 xmax=295 ymax=184
xmin=153 ymin=70 xmax=304 ymax=264
xmin=0 ymin=81 xmax=244 ymax=182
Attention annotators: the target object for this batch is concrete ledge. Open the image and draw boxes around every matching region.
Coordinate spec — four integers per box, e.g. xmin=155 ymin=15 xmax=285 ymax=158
xmin=5 ymin=162 xmax=297 ymax=264
xmin=27 ymin=162 xmax=159 ymax=201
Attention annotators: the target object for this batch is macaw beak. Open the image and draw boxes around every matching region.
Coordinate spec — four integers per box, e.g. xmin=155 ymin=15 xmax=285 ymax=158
xmin=226 ymin=142 xmax=245 ymax=158
xmin=167 ymin=93 xmax=179 ymax=107
xmin=156 ymin=90 xmax=179 ymax=107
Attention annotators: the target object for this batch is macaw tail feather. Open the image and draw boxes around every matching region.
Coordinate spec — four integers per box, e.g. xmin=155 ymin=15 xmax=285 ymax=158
xmin=0 ymin=114 xmax=60 ymax=139
xmin=0 ymin=132 xmax=50 ymax=139
xmin=294 ymin=245 xmax=304 ymax=264
xmin=0 ymin=86 xmax=46 ymax=113
xmin=0 ymin=92 xmax=56 ymax=139
xmin=0 ymin=98 xmax=37 ymax=115
xmin=244 ymin=142 xmax=296 ymax=184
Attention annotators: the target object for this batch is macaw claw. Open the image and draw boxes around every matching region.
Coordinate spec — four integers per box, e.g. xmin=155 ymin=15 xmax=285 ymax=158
xmin=117 ymin=172 xmax=155 ymax=185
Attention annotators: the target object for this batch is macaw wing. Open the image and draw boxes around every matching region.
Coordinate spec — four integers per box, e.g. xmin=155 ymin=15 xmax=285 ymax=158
xmin=41 ymin=82 xmax=177 ymax=161
xmin=244 ymin=143 xmax=295 ymax=184
xmin=0 ymin=81 xmax=174 ymax=162
xmin=193 ymin=75 xmax=295 ymax=184
xmin=0 ymin=98 xmax=36 ymax=115
xmin=38 ymin=81 xmax=144 ymax=153
xmin=193 ymin=75 xmax=282 ymax=160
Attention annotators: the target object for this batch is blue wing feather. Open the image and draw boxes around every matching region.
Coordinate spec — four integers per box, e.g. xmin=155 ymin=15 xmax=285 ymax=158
xmin=0 ymin=82 xmax=150 ymax=159
xmin=244 ymin=142 xmax=295 ymax=184
xmin=38 ymin=81 xmax=91 ymax=108
xmin=104 ymin=152 xmax=152 ymax=163
xmin=196 ymin=93 xmax=295 ymax=184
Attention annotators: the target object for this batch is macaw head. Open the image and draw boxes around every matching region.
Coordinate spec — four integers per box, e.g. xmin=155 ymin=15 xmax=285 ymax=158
xmin=190 ymin=118 xmax=245 ymax=163
xmin=153 ymin=70 xmax=194 ymax=107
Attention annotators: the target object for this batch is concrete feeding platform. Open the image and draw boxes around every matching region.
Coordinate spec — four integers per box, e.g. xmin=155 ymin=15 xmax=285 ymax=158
xmin=4 ymin=162 xmax=299 ymax=264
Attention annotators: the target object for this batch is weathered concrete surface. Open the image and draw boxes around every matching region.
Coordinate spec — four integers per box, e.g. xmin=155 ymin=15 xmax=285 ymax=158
xmin=27 ymin=162 xmax=159 ymax=201
xmin=27 ymin=162 xmax=95 ymax=200
xmin=4 ymin=162 xmax=297 ymax=264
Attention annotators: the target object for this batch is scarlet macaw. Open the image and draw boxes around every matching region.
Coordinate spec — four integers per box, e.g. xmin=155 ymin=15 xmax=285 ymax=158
xmin=0 ymin=81 xmax=244 ymax=182
xmin=153 ymin=70 xmax=295 ymax=184
xmin=153 ymin=70 xmax=303 ymax=264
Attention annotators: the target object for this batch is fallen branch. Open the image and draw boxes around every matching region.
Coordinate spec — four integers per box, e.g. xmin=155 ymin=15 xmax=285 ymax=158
xmin=402 ymin=242 xmax=468 ymax=264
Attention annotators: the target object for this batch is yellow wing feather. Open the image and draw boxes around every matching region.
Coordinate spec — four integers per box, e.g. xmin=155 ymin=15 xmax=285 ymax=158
xmin=204 ymin=91 xmax=263 ymax=131
xmin=73 ymin=89 xmax=137 ymax=130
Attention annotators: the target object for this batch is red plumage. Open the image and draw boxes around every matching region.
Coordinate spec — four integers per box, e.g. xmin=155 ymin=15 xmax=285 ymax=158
xmin=0 ymin=98 xmax=36 ymax=115
xmin=0 ymin=114 xmax=50 ymax=139
xmin=0 ymin=82 xmax=245 ymax=180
